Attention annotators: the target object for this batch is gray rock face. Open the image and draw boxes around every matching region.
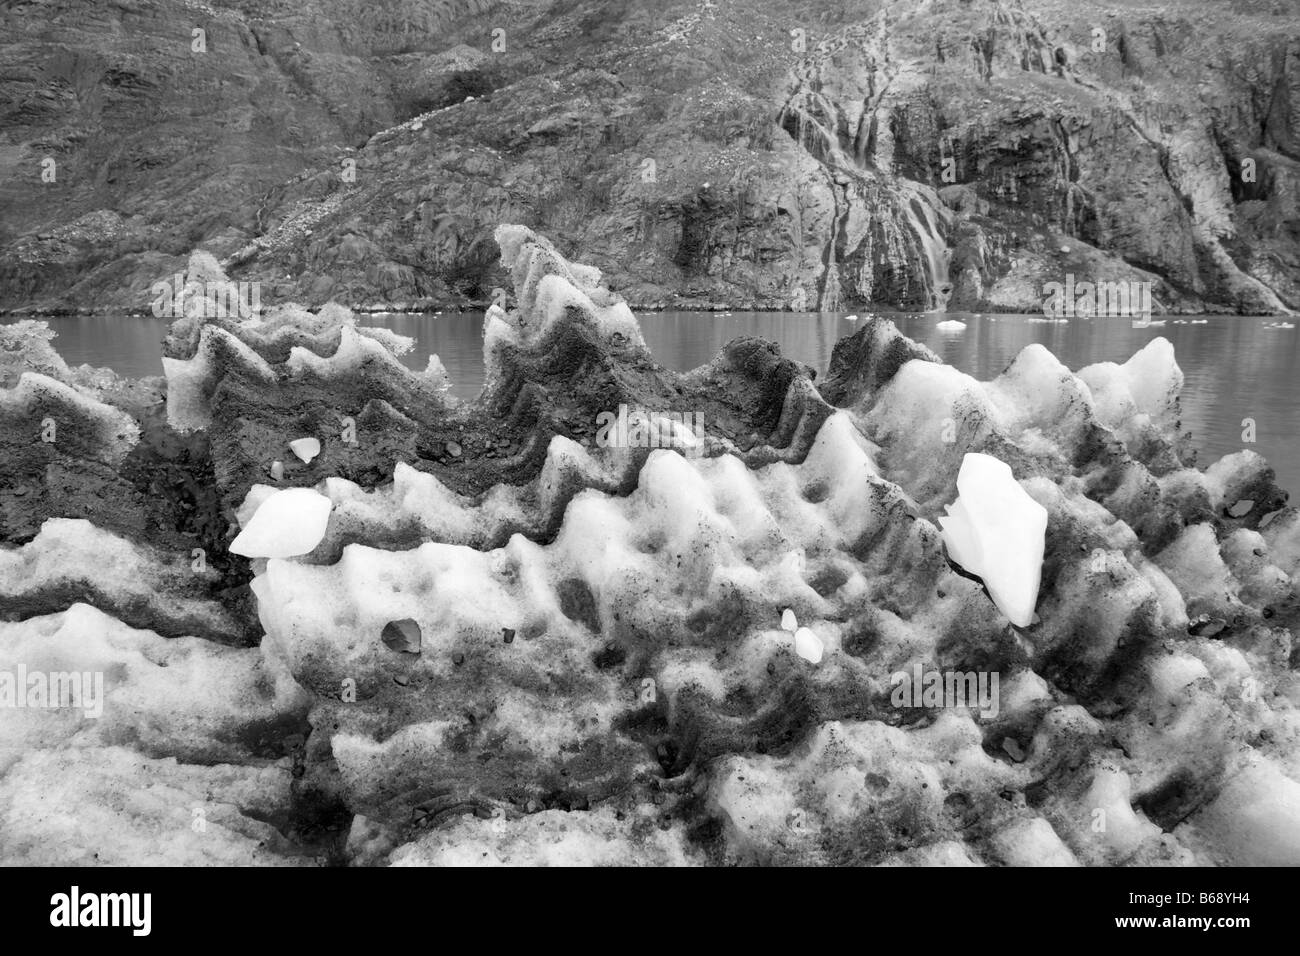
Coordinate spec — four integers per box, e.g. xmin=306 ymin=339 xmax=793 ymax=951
xmin=1 ymin=0 xmax=1297 ymax=314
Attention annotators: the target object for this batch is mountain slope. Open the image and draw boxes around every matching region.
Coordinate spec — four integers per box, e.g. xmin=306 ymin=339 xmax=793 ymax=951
xmin=1 ymin=0 xmax=1298 ymax=313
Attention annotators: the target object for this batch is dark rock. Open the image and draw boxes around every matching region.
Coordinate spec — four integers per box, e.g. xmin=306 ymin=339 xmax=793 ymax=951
xmin=381 ymin=618 xmax=422 ymax=654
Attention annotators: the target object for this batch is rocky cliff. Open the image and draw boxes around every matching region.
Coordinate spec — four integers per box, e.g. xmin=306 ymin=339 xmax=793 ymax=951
xmin=2 ymin=0 xmax=1299 ymax=314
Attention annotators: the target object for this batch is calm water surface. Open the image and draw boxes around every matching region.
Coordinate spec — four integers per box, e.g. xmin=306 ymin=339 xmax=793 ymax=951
xmin=7 ymin=311 xmax=1297 ymax=497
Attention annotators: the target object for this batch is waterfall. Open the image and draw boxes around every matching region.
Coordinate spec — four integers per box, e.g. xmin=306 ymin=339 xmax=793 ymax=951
xmin=899 ymin=187 xmax=951 ymax=311
xmin=780 ymin=77 xmax=953 ymax=313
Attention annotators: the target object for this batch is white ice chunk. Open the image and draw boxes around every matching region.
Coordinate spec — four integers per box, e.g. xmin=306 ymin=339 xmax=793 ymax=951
xmin=781 ymin=608 xmax=798 ymax=632
xmin=1083 ymin=766 xmax=1162 ymax=859
xmin=991 ymin=817 xmax=1079 ymax=866
xmin=938 ymin=453 xmax=1047 ymax=627
xmin=1078 ymin=337 xmax=1182 ymax=431
xmin=935 ymin=319 xmax=967 ymax=332
xmin=230 ymin=487 xmax=332 ymax=558
xmin=289 ymin=437 xmax=321 ymax=463
xmin=1186 ymin=756 xmax=1300 ymax=865
xmin=794 ymin=626 xmax=823 ymax=664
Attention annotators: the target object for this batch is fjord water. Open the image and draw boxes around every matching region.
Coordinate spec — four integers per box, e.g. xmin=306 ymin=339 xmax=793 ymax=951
xmin=9 ymin=312 xmax=1298 ymax=498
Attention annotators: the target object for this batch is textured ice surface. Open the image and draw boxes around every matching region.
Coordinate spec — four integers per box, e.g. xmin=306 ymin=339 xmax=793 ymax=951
xmin=161 ymin=269 xmax=440 ymax=435
xmin=0 ymin=747 xmax=301 ymax=866
xmin=939 ymin=453 xmax=1048 ymax=626
xmin=389 ymin=807 xmax=699 ymax=867
xmin=0 ymin=604 xmax=307 ymax=773
xmin=2 ymin=228 xmax=1298 ymax=866
xmin=0 ymin=372 xmax=140 ymax=464
xmin=163 ymin=325 xmax=276 ymax=432
xmin=0 ymin=518 xmax=245 ymax=642
xmin=0 ymin=603 xmax=308 ymax=865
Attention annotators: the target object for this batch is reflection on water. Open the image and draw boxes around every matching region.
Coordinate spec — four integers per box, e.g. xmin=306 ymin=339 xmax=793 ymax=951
xmin=6 ymin=311 xmax=1297 ymax=497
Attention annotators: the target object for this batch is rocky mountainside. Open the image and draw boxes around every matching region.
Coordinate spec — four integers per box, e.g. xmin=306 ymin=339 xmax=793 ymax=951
xmin=2 ymin=0 xmax=1299 ymax=313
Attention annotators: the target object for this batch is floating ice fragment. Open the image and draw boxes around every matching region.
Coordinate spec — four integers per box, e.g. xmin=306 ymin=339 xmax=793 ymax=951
xmin=289 ymin=437 xmax=321 ymax=463
xmin=270 ymin=460 xmax=284 ymax=480
xmin=844 ymin=314 xmax=859 ymax=322
xmin=230 ymin=487 xmax=332 ymax=558
xmin=936 ymin=320 xmax=967 ymax=332
xmin=381 ymin=619 xmax=422 ymax=655
xmin=780 ymin=608 xmax=798 ymax=632
xmin=793 ymin=627 xmax=823 ymax=664
xmin=938 ymin=453 xmax=1047 ymax=627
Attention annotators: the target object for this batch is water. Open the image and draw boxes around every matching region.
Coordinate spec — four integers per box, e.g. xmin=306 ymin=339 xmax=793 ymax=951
xmin=6 ymin=311 xmax=1297 ymax=497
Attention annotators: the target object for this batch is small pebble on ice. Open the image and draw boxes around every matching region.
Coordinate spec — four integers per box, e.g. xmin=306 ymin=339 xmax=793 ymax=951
xmin=230 ymin=487 xmax=332 ymax=558
xmin=289 ymin=437 xmax=321 ymax=463
xmin=781 ymin=608 xmax=798 ymax=632
xmin=794 ymin=626 xmax=823 ymax=664
xmin=381 ymin=618 xmax=422 ymax=654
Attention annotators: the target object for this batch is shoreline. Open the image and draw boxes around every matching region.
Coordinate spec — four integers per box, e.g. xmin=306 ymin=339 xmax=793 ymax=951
xmin=0 ymin=305 xmax=1282 ymax=319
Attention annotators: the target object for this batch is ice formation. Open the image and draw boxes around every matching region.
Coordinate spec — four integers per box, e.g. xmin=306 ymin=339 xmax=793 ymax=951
xmin=290 ymin=437 xmax=321 ymax=463
xmin=793 ymin=626 xmax=825 ymax=664
xmin=939 ymin=453 xmax=1048 ymax=627
xmin=230 ymin=487 xmax=332 ymax=558
xmin=1 ymin=226 xmax=1298 ymax=867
